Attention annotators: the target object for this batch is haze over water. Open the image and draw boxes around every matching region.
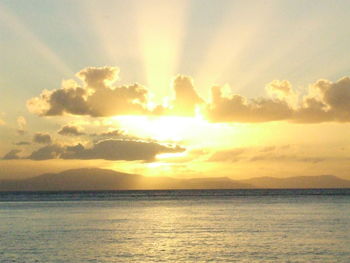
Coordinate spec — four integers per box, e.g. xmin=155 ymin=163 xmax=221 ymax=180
xmin=1 ymin=189 xmax=349 ymax=262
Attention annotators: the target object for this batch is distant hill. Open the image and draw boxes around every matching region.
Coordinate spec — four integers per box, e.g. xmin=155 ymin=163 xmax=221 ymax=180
xmin=242 ymin=175 xmax=350 ymax=189
xmin=0 ymin=168 xmax=349 ymax=191
xmin=0 ymin=168 xmax=142 ymax=191
xmin=0 ymin=168 xmax=250 ymax=191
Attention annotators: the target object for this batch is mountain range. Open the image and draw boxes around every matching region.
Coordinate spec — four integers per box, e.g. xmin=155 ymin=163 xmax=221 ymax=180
xmin=1 ymin=168 xmax=350 ymax=191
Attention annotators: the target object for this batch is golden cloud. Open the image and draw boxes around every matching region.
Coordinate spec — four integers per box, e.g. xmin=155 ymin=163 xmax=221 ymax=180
xmin=27 ymin=66 xmax=350 ymax=123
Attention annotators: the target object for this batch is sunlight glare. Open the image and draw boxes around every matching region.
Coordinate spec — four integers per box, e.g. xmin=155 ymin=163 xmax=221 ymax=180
xmin=134 ymin=0 xmax=188 ymax=100
xmin=113 ymin=115 xmax=204 ymax=141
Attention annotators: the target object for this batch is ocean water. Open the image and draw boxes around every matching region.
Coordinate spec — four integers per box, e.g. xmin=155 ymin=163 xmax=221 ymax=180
xmin=0 ymin=189 xmax=349 ymax=262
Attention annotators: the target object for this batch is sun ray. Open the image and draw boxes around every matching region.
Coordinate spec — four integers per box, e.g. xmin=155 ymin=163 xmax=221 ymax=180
xmin=0 ymin=3 xmax=73 ymax=77
xmin=194 ymin=1 xmax=276 ymax=96
xmin=133 ymin=0 xmax=189 ymax=100
xmin=233 ymin=17 xmax=324 ymax=95
xmin=82 ymin=1 xmax=139 ymax=64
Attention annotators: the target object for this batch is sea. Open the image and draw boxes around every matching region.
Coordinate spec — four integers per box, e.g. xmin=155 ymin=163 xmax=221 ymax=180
xmin=0 ymin=189 xmax=349 ymax=263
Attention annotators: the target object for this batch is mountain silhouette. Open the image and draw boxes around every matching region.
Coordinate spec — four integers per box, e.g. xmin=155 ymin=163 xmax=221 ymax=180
xmin=0 ymin=168 xmax=349 ymax=191
xmin=0 ymin=168 xmax=250 ymax=191
xmin=242 ymin=175 xmax=350 ymax=189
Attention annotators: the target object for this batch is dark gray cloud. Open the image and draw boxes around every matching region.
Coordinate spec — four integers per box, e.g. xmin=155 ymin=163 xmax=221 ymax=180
xmin=208 ymin=146 xmax=326 ymax=164
xmin=91 ymin=129 xmax=125 ymax=138
xmin=28 ymin=145 xmax=63 ymax=160
xmin=14 ymin=141 xmax=30 ymax=146
xmin=249 ymin=154 xmax=325 ymax=163
xmin=2 ymin=149 xmax=21 ymax=160
xmin=58 ymin=125 xmax=85 ymax=136
xmin=33 ymin=133 xmax=52 ymax=144
xmin=61 ymin=139 xmax=185 ymax=161
xmin=27 ymin=139 xmax=185 ymax=161
xmin=90 ymin=129 xmax=137 ymax=142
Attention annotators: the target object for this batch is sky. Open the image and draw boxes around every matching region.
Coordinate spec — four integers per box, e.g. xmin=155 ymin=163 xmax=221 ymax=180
xmin=1 ymin=0 xmax=350 ymax=180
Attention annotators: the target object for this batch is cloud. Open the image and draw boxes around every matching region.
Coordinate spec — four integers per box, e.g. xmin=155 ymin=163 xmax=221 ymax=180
xmin=27 ymin=139 xmax=185 ymax=161
xmin=206 ymin=77 xmax=350 ymax=123
xmin=208 ymin=148 xmax=246 ymax=162
xmin=77 ymin=66 xmax=119 ymax=88
xmin=17 ymin=116 xmax=26 ymax=134
xmin=33 ymin=133 xmax=52 ymax=144
xmin=27 ymin=67 xmax=206 ymax=118
xmin=208 ymin=145 xmax=326 ymax=164
xmin=266 ymin=80 xmax=298 ymax=107
xmin=91 ymin=129 xmax=133 ymax=140
xmin=0 ymin=118 xmax=5 ymax=126
xmin=171 ymin=75 xmax=203 ymax=116
xmin=293 ymin=77 xmax=350 ymax=123
xmin=27 ymin=67 xmax=152 ymax=117
xmin=61 ymin=139 xmax=185 ymax=161
xmin=14 ymin=141 xmax=30 ymax=146
xmin=2 ymin=149 xmax=21 ymax=160
xmin=88 ymin=129 xmax=139 ymax=143
xmin=266 ymin=80 xmax=294 ymax=97
xmin=58 ymin=125 xmax=85 ymax=136
xmin=98 ymin=129 xmax=124 ymax=137
xmin=205 ymin=86 xmax=293 ymax=123
xmin=249 ymin=154 xmax=325 ymax=163
xmin=28 ymin=144 xmax=63 ymax=160
xmin=90 ymin=129 xmax=127 ymax=138
xmin=259 ymin=146 xmax=277 ymax=152
xmin=27 ymin=66 xmax=350 ymax=123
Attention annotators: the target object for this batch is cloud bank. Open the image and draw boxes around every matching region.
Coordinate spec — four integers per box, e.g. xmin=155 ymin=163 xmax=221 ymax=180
xmin=27 ymin=67 xmax=151 ymax=117
xmin=33 ymin=133 xmax=52 ymax=144
xmin=27 ymin=139 xmax=185 ymax=161
xmin=58 ymin=125 xmax=85 ymax=136
xmin=27 ymin=66 xmax=350 ymax=123
xmin=208 ymin=145 xmax=329 ymax=164
xmin=2 ymin=149 xmax=21 ymax=160
xmin=206 ymin=77 xmax=350 ymax=123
